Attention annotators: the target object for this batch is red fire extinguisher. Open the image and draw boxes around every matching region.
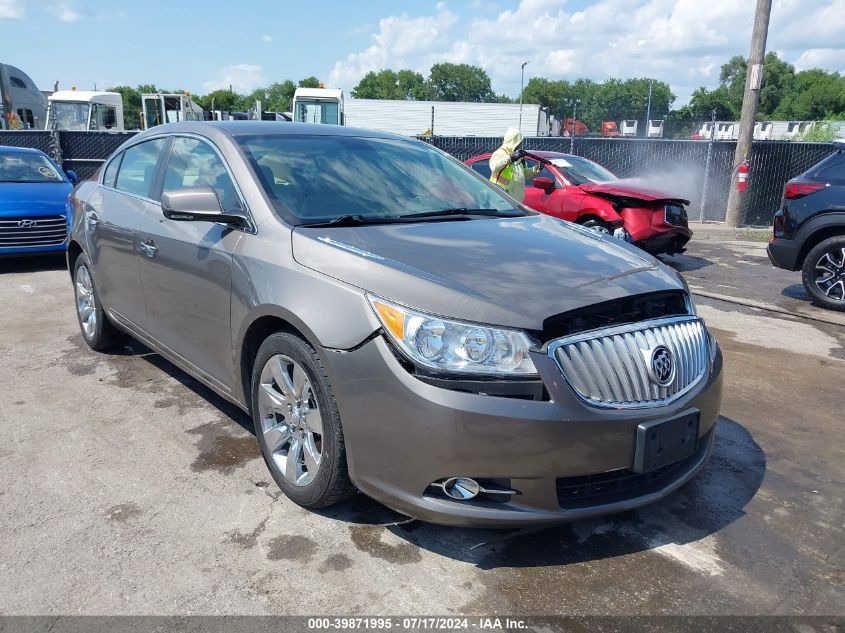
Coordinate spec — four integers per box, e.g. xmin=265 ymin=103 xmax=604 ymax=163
xmin=737 ymin=160 xmax=750 ymax=192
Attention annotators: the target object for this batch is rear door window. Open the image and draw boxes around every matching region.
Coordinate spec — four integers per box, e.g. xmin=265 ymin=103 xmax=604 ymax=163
xmin=807 ymin=150 xmax=845 ymax=183
xmin=102 ymin=152 xmax=122 ymax=188
xmin=115 ymin=138 xmax=166 ymax=198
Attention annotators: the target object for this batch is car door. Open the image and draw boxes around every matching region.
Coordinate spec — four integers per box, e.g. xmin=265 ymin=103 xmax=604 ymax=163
xmin=85 ymin=138 xmax=167 ymax=329
xmin=523 ymin=160 xmax=586 ymax=221
xmin=138 ymin=135 xmax=246 ymax=390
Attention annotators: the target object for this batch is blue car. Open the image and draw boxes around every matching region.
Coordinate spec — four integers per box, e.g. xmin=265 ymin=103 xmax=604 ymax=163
xmin=0 ymin=146 xmax=76 ymax=255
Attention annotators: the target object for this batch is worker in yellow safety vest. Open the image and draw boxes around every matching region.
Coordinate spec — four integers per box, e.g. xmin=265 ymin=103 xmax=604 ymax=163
xmin=488 ymin=127 xmax=540 ymax=203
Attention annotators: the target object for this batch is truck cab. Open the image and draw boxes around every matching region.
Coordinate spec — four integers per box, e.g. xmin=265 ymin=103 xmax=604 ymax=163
xmin=46 ymin=90 xmax=124 ymax=131
xmin=292 ymin=88 xmax=343 ymax=125
xmin=0 ymin=63 xmax=47 ymax=129
xmin=141 ymin=93 xmax=205 ymax=129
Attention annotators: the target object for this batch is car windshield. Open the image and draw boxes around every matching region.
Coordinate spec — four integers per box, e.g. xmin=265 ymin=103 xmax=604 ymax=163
xmin=236 ymin=134 xmax=521 ymax=224
xmin=0 ymin=152 xmax=65 ymax=183
xmin=551 ymin=156 xmax=617 ymax=185
xmin=51 ymin=102 xmax=91 ymax=131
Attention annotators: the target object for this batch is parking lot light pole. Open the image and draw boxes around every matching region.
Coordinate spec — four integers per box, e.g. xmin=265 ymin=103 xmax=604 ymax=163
xmin=519 ymin=61 xmax=529 ymax=130
xmin=645 ymin=79 xmax=653 ymax=137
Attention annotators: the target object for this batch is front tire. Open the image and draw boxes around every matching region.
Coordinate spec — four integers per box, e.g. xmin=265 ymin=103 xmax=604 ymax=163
xmin=73 ymin=254 xmax=124 ymax=351
xmin=251 ymin=332 xmax=355 ymax=508
xmin=802 ymin=236 xmax=845 ymax=312
xmin=578 ymin=217 xmax=611 ymax=235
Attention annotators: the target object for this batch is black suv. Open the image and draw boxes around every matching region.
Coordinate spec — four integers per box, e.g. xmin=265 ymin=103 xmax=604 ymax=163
xmin=768 ymin=140 xmax=845 ymax=311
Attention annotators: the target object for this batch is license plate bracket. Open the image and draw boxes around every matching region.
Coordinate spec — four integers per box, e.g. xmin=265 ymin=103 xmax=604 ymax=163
xmin=633 ymin=412 xmax=700 ymax=473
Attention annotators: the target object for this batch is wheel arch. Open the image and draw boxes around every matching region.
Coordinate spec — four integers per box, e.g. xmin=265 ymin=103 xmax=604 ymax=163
xmin=66 ymin=239 xmax=84 ymax=279
xmin=237 ymin=308 xmax=324 ymax=413
xmin=796 ymin=213 xmax=845 ymax=268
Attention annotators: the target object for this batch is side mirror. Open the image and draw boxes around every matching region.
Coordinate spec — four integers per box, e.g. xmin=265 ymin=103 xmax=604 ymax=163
xmin=65 ymin=169 xmax=78 ymax=184
xmin=533 ymin=176 xmax=555 ymax=192
xmin=161 ymin=185 xmax=247 ymax=227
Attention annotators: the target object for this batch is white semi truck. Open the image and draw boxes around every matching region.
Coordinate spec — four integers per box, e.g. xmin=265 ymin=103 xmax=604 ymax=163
xmin=46 ymin=90 xmax=124 ymax=131
xmin=291 ymin=87 xmax=559 ymax=137
xmin=141 ymin=92 xmax=205 ymax=129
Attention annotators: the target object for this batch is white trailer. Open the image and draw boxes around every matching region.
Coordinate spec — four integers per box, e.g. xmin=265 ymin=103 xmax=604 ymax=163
xmin=619 ymin=120 xmax=638 ymax=137
xmin=646 ymin=119 xmax=664 ymax=138
xmin=46 ymin=90 xmax=124 ymax=131
xmin=344 ymin=98 xmax=558 ymax=137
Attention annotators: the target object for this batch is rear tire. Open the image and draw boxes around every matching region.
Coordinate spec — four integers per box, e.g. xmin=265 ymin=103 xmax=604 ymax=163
xmin=251 ymin=332 xmax=355 ymax=508
xmin=802 ymin=236 xmax=845 ymax=312
xmin=73 ymin=254 xmax=124 ymax=351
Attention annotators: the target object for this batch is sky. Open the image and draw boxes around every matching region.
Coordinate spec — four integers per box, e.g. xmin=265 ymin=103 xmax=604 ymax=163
xmin=1 ymin=0 xmax=843 ymax=107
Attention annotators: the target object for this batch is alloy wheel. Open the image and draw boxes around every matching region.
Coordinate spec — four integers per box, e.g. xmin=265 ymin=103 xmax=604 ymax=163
xmin=75 ymin=264 xmax=97 ymax=339
xmin=814 ymin=247 xmax=845 ymax=302
xmin=257 ymin=354 xmax=323 ymax=486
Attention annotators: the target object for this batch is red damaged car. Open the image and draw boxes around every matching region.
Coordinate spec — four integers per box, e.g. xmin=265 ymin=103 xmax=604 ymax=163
xmin=465 ymin=151 xmax=692 ymax=256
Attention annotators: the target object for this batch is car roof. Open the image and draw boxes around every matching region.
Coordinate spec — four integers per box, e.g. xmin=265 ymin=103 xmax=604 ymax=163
xmin=136 ymin=121 xmax=411 ymax=142
xmin=0 ymin=145 xmax=48 ymax=156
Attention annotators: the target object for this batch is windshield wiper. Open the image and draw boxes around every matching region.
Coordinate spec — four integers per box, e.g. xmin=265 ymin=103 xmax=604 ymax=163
xmin=303 ymin=214 xmax=402 ymax=228
xmin=396 ymin=207 xmax=524 ymax=220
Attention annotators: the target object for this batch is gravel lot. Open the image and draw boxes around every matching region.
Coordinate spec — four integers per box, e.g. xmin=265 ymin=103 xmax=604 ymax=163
xmin=1 ymin=238 xmax=843 ymax=617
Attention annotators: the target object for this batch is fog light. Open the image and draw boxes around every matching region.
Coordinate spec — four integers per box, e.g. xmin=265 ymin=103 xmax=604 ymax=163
xmin=442 ymin=477 xmax=480 ymax=500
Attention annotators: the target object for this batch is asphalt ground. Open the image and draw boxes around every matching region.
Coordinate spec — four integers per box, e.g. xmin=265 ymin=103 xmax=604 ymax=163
xmin=1 ymin=238 xmax=843 ymax=620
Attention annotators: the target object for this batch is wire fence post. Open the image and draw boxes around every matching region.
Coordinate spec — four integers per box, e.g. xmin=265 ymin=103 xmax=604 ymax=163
xmin=699 ymin=109 xmax=717 ymax=222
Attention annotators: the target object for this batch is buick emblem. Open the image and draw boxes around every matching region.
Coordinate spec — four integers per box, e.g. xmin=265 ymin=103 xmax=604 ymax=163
xmin=18 ymin=219 xmax=37 ymax=228
xmin=647 ymin=345 xmax=675 ymax=387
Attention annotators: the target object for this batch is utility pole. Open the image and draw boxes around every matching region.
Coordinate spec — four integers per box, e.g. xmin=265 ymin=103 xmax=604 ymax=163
xmin=645 ymin=79 xmax=653 ymax=138
xmin=725 ymin=0 xmax=772 ymax=227
xmin=518 ymin=61 xmax=529 ymax=130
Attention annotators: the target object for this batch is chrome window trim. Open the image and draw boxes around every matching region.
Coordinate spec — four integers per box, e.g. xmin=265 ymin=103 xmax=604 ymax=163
xmin=547 ymin=315 xmax=708 ymax=410
xmin=99 ymin=132 xmax=257 ymax=233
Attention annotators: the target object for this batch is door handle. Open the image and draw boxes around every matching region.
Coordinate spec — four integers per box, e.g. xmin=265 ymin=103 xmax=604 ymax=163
xmin=140 ymin=239 xmax=158 ymax=258
xmin=86 ymin=214 xmax=100 ymax=229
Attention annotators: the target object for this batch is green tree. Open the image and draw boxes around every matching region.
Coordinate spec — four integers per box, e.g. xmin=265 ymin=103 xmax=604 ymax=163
xmin=298 ymin=76 xmax=321 ymax=88
xmin=427 ymin=63 xmax=494 ymax=102
xmin=108 ymin=85 xmax=143 ymax=129
xmin=196 ymin=89 xmax=244 ymax=112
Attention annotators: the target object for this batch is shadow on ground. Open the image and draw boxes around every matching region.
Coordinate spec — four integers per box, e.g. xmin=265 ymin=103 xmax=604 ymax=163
xmin=318 ymin=417 xmax=765 ymax=570
xmin=0 ymin=254 xmax=66 ymax=274
xmin=94 ymin=339 xmax=765 ymax=572
xmin=661 ymin=253 xmax=714 ymax=273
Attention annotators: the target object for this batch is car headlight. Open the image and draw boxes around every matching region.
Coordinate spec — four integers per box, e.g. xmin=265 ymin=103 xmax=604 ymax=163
xmin=368 ymin=295 xmax=538 ymax=377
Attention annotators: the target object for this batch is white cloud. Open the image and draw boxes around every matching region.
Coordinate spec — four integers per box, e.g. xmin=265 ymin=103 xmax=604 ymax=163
xmin=50 ymin=3 xmax=80 ymax=22
xmin=202 ymin=64 xmax=266 ymax=93
xmin=326 ymin=0 xmax=845 ymax=106
xmin=0 ymin=0 xmax=23 ymax=19
xmin=795 ymin=48 xmax=845 ymax=74
xmin=261 ymin=34 xmax=273 ymax=44
xmin=328 ymin=2 xmax=460 ymax=88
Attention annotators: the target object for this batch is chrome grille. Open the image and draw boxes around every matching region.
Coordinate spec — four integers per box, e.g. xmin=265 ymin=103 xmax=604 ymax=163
xmin=549 ymin=317 xmax=708 ymax=408
xmin=665 ymin=204 xmax=688 ymax=228
xmin=0 ymin=215 xmax=68 ymax=248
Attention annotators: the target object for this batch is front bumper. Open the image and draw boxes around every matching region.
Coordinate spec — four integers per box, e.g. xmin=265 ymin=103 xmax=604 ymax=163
xmin=324 ymin=334 xmax=723 ymax=527
xmin=767 ymin=237 xmax=801 ymax=271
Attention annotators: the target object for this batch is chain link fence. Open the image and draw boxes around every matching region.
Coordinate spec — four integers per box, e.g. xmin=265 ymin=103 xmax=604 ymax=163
xmin=0 ymin=130 xmax=835 ymax=226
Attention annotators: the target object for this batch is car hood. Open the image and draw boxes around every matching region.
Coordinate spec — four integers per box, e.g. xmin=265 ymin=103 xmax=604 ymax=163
xmin=0 ymin=182 xmax=72 ymax=214
xmin=580 ymin=181 xmax=689 ymax=204
xmin=292 ymin=215 xmax=684 ymax=331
